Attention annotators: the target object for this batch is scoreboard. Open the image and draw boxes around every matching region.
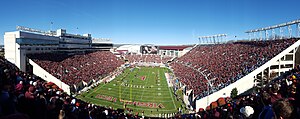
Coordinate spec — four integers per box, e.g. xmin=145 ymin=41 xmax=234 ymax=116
xmin=140 ymin=45 xmax=158 ymax=54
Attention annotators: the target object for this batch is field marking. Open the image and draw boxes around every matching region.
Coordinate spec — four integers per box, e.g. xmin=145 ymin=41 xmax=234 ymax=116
xmin=86 ymin=80 xmax=110 ymax=97
xmin=151 ymin=69 xmax=160 ymax=103
xmin=85 ymin=70 xmax=132 ymax=98
xmin=167 ymin=83 xmax=177 ymax=110
xmin=95 ymin=90 xmax=172 ymax=98
xmin=84 ymin=96 xmax=178 ymax=112
xmin=140 ymin=68 xmax=151 ymax=100
xmin=78 ymin=67 xmax=183 ymax=116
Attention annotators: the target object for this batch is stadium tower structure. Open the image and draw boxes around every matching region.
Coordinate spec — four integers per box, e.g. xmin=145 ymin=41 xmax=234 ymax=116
xmin=179 ymin=19 xmax=300 ymax=111
xmin=198 ymin=34 xmax=227 ymax=44
xmin=4 ymin=26 xmax=113 ymax=94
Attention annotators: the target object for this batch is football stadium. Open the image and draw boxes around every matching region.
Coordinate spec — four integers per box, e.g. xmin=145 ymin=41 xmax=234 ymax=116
xmin=1 ymin=1 xmax=300 ymax=119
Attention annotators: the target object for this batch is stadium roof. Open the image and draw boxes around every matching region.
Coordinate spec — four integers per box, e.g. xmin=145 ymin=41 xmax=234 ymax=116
xmin=158 ymin=45 xmax=192 ymax=50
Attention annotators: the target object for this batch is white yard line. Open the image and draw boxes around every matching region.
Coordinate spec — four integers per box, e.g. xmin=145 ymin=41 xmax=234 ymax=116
xmin=86 ymin=81 xmax=110 ymax=97
xmin=151 ymin=69 xmax=160 ymax=102
xmin=166 ymin=78 xmax=177 ymax=110
xmin=86 ymin=71 xmax=128 ymax=98
xmin=140 ymin=68 xmax=151 ymax=100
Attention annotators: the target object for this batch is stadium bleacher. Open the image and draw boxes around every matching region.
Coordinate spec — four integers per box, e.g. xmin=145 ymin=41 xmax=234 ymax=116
xmin=171 ymin=39 xmax=298 ymax=98
xmin=195 ymin=64 xmax=300 ymax=119
xmin=0 ymin=56 xmax=148 ymax=119
xmin=1 ymin=38 xmax=300 ymax=119
xmin=29 ymin=51 xmax=124 ymax=88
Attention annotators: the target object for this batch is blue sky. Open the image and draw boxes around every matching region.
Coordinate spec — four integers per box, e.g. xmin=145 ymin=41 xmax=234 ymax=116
xmin=0 ymin=0 xmax=300 ymax=45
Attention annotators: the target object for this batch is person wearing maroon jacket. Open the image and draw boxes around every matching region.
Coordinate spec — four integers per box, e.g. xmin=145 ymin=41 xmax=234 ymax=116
xmin=269 ymin=83 xmax=282 ymax=103
xmin=24 ymin=86 xmax=35 ymax=100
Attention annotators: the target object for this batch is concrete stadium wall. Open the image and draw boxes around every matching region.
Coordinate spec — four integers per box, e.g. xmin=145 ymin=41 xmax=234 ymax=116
xmin=29 ymin=59 xmax=71 ymax=95
xmin=195 ymin=39 xmax=300 ymax=111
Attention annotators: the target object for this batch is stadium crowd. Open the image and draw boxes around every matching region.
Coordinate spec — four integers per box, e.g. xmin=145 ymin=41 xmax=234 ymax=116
xmin=171 ymin=39 xmax=298 ymax=98
xmin=0 ymin=56 xmax=146 ymax=119
xmin=123 ymin=54 xmax=172 ymax=64
xmin=29 ymin=51 xmax=124 ymax=88
xmin=193 ymin=64 xmax=300 ymax=119
xmin=1 ymin=38 xmax=299 ymax=119
xmin=1 ymin=55 xmax=299 ymax=119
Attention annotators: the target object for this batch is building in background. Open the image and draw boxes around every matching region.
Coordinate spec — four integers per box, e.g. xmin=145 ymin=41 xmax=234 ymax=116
xmin=4 ymin=26 xmax=98 ymax=72
xmin=158 ymin=45 xmax=193 ymax=57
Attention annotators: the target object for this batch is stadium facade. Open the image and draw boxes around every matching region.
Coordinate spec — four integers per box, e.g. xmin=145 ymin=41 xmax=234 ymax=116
xmin=4 ymin=26 xmax=113 ymax=94
xmin=4 ymin=26 xmax=112 ymax=72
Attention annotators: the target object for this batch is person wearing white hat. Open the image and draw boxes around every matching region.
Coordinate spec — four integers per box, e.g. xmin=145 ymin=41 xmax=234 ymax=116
xmin=32 ymin=82 xmax=37 ymax=87
xmin=240 ymin=106 xmax=254 ymax=118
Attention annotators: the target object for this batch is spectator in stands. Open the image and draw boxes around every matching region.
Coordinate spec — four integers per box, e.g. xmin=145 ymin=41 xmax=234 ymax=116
xmin=258 ymin=92 xmax=274 ymax=119
xmin=29 ymin=51 xmax=124 ymax=92
xmin=270 ymin=83 xmax=282 ymax=103
xmin=272 ymin=99 xmax=293 ymax=119
xmin=239 ymin=106 xmax=254 ymax=119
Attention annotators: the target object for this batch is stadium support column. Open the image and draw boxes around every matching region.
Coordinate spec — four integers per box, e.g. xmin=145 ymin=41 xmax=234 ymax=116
xmin=198 ymin=37 xmax=201 ymax=44
xmin=288 ymin=25 xmax=292 ymax=38
xmin=297 ymin=23 xmax=300 ymax=37
xmin=268 ymin=67 xmax=271 ymax=78
xmin=292 ymin=48 xmax=295 ymax=67
xmin=260 ymin=31 xmax=263 ymax=41
xmin=254 ymin=32 xmax=257 ymax=41
xmin=265 ymin=30 xmax=269 ymax=40
xmin=247 ymin=33 xmax=250 ymax=41
xmin=261 ymin=71 xmax=264 ymax=81
xmin=60 ymin=65 xmax=63 ymax=89
xmin=280 ymin=27 xmax=284 ymax=39
xmin=221 ymin=35 xmax=223 ymax=43
xmin=272 ymin=29 xmax=276 ymax=40
xmin=207 ymin=83 xmax=209 ymax=106
xmin=278 ymin=57 xmax=281 ymax=76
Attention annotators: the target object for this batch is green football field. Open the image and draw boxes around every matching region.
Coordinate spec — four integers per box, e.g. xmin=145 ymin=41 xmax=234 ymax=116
xmin=77 ymin=66 xmax=185 ymax=117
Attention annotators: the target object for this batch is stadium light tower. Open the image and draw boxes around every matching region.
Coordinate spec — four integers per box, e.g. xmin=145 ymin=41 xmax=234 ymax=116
xmin=199 ymin=34 xmax=227 ymax=44
xmin=246 ymin=19 xmax=300 ymax=40
xmin=51 ymin=22 xmax=53 ymax=30
xmin=198 ymin=37 xmax=201 ymax=44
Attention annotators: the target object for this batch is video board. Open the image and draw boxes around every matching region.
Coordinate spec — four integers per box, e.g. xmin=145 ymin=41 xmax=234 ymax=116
xmin=140 ymin=45 xmax=158 ymax=54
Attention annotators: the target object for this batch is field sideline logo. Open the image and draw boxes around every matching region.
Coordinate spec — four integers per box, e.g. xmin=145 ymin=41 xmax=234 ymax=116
xmin=95 ymin=94 xmax=165 ymax=108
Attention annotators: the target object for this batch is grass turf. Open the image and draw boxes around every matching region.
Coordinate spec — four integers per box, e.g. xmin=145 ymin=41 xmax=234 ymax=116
xmin=77 ymin=67 xmax=185 ymax=117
